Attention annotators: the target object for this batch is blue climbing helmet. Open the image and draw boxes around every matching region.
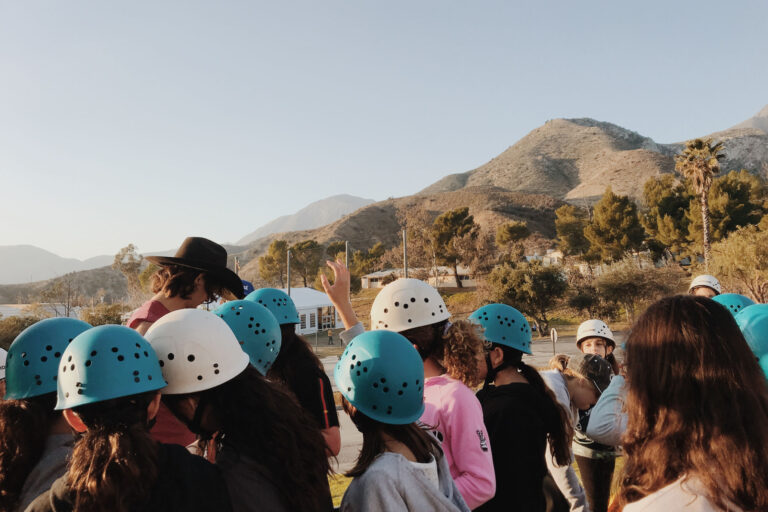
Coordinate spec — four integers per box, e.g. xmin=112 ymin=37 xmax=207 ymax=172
xmin=214 ymin=300 xmax=281 ymax=376
xmin=245 ymin=288 xmax=300 ymax=325
xmin=712 ymin=293 xmax=755 ymax=317
xmin=4 ymin=317 xmax=92 ymax=400
xmin=735 ymin=304 xmax=768 ymax=359
xmin=55 ymin=325 xmax=166 ymax=410
xmin=334 ymin=330 xmax=425 ymax=425
xmin=469 ymin=303 xmax=533 ymax=355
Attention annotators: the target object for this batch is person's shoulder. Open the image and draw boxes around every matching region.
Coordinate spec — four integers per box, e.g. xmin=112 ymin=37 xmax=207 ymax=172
xmin=624 ymin=478 xmax=734 ymax=512
xmin=159 ymin=442 xmax=221 ymax=479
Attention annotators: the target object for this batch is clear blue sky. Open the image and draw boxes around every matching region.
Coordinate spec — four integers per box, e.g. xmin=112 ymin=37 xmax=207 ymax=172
xmin=1 ymin=0 xmax=766 ymax=260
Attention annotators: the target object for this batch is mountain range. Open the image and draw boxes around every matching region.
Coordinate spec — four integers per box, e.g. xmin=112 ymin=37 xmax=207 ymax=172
xmin=3 ymin=104 xmax=767 ymax=291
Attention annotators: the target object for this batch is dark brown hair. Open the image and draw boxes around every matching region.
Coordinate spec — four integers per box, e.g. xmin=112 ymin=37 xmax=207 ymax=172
xmin=343 ymin=398 xmax=442 ymax=478
xmin=401 ymin=319 xmax=485 ymax=387
xmin=617 ymin=295 xmax=768 ymax=510
xmin=495 ymin=345 xmax=573 ymax=466
xmin=150 ymin=265 xmax=225 ymax=302
xmin=66 ymin=392 xmax=159 ymax=512
xmin=198 ymin=365 xmax=332 ymax=512
xmin=268 ymin=324 xmax=324 ymax=387
xmin=0 ymin=393 xmax=59 ymax=511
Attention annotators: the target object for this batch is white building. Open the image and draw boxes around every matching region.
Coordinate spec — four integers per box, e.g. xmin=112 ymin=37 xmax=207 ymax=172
xmin=281 ymin=287 xmax=342 ymax=335
xmin=361 ymin=266 xmax=476 ymax=289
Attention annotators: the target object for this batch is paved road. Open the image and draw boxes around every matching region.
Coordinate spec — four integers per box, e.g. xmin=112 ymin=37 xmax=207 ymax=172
xmin=322 ymin=332 xmax=627 ymax=472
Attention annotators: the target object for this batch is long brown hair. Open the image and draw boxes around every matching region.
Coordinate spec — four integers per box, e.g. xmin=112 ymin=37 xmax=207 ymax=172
xmin=268 ymin=324 xmax=324 ymax=387
xmin=496 ymin=345 xmax=573 ymax=466
xmin=401 ymin=319 xmax=485 ymax=387
xmin=199 ymin=364 xmax=332 ymax=512
xmin=617 ymin=295 xmax=768 ymax=510
xmin=66 ymin=392 xmax=159 ymax=512
xmin=343 ymin=398 xmax=442 ymax=478
xmin=0 ymin=393 xmax=59 ymax=511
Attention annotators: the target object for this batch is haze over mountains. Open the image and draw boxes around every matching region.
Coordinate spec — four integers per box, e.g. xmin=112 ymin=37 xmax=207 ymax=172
xmin=3 ymin=105 xmax=767 ymax=288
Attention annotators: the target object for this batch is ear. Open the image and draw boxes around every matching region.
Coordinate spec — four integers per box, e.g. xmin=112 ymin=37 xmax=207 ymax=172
xmin=147 ymin=392 xmax=162 ymax=421
xmin=63 ymin=409 xmax=88 ymax=433
xmin=489 ymin=347 xmax=505 ymax=368
xmin=606 ymin=346 xmax=614 ymax=356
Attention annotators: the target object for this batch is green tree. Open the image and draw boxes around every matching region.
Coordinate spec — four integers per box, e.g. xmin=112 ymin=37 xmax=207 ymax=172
xmin=596 ymin=257 xmax=685 ymax=322
xmin=39 ymin=273 xmax=84 ymax=317
xmin=326 ymin=241 xmax=347 ymax=262
xmin=80 ymin=303 xmax=130 ymax=326
xmin=710 ymin=224 xmax=768 ymax=302
xmin=112 ymin=244 xmax=144 ymax=302
xmin=641 ymin=174 xmax=693 ymax=258
xmin=258 ymin=240 xmax=288 ymax=287
xmin=675 ymin=138 xmax=726 ymax=268
xmin=496 ymin=221 xmax=530 ymax=263
xmin=686 ymin=169 xmax=766 ymax=249
xmin=486 ymin=263 xmax=568 ymax=334
xmin=290 ymin=240 xmax=323 ymax=287
xmin=0 ymin=315 xmax=39 ymax=350
xmin=431 ymin=207 xmax=476 ymax=288
xmin=554 ymin=205 xmax=591 ymax=256
xmin=584 ymin=188 xmax=644 ymax=263
xmin=138 ymin=263 xmax=160 ymax=293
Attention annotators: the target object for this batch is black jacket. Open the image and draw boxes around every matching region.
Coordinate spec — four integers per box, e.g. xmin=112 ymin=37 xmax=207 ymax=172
xmin=26 ymin=442 xmax=233 ymax=512
xmin=476 ymin=383 xmax=562 ymax=512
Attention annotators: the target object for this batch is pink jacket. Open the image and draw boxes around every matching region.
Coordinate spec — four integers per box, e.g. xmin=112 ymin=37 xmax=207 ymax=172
xmin=421 ymin=375 xmax=496 ymax=509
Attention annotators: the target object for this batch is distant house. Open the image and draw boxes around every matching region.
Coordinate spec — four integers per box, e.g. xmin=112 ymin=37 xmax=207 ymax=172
xmin=525 ymin=249 xmax=564 ymax=267
xmin=279 ymin=287 xmax=342 ymax=335
xmin=361 ymin=266 xmax=476 ymax=289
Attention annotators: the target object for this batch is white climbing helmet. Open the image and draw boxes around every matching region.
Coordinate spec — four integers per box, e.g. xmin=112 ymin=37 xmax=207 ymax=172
xmin=576 ymin=320 xmax=615 ymax=348
xmin=370 ymin=278 xmax=450 ymax=333
xmin=688 ymin=275 xmax=721 ymax=295
xmin=145 ymin=309 xmax=249 ymax=395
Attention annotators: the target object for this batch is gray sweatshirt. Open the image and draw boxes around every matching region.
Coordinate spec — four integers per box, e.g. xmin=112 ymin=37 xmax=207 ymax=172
xmin=341 ymin=451 xmax=470 ymax=512
xmin=15 ymin=434 xmax=74 ymax=512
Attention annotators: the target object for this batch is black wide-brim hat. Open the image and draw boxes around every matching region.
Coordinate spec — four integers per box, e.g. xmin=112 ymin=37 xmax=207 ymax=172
xmin=146 ymin=237 xmax=245 ymax=299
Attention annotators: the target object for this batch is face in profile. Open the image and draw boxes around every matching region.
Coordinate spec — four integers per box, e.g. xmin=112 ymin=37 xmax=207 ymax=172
xmin=571 ymin=378 xmax=600 ymax=411
xmin=691 ymin=286 xmax=718 ymax=299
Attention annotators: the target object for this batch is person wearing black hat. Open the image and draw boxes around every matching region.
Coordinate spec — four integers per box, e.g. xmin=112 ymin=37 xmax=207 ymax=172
xmin=125 ymin=237 xmax=244 ymax=448
xmin=126 ymin=237 xmax=244 ymax=335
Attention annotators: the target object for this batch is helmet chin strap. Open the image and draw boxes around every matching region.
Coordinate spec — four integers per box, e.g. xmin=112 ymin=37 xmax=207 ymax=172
xmin=166 ymin=394 xmax=216 ymax=441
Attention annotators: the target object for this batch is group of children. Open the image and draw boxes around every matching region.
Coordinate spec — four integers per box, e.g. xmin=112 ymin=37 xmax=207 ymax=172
xmin=0 ymin=236 xmax=767 ymax=512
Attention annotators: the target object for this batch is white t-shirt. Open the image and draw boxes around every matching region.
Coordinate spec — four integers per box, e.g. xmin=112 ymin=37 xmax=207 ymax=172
xmin=409 ymin=456 xmax=440 ymax=490
xmin=624 ymin=478 xmax=743 ymax=512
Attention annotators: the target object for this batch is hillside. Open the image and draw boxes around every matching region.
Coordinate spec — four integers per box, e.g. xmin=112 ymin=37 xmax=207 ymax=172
xmin=238 ymin=187 xmax=562 ymax=281
xmin=0 ymin=245 xmax=113 ymax=285
xmin=421 ymin=111 xmax=768 ymax=202
xmin=237 ymin=194 xmax=375 ymax=245
xmin=0 ymin=266 xmax=127 ymax=304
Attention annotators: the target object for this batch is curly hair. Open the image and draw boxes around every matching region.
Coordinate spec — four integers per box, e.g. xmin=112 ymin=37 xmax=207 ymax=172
xmin=0 ymin=393 xmax=59 ymax=511
xmin=401 ymin=319 xmax=485 ymax=387
xmin=149 ymin=265 xmax=226 ymax=302
xmin=616 ymin=295 xmax=768 ymax=511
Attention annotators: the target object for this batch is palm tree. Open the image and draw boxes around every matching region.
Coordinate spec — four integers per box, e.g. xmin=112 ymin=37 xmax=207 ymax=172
xmin=674 ymin=138 xmax=725 ymax=269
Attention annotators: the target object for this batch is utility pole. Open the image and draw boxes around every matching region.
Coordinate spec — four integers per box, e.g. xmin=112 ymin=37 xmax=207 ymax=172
xmin=403 ymin=229 xmax=408 ymax=278
xmin=287 ymin=250 xmax=292 ymax=296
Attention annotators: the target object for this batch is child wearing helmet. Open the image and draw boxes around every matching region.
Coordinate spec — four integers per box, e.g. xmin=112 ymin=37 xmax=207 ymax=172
xmin=245 ymin=287 xmax=341 ymax=457
xmin=572 ymin=321 xmax=621 ymax=512
xmin=688 ymin=274 xmax=721 ymax=298
xmin=322 ymin=261 xmax=495 ymax=509
xmin=335 ymin=330 xmax=470 ymax=512
xmin=470 ymin=304 xmax=573 ymax=512
xmin=0 ymin=318 xmax=91 ymax=512
xmin=145 ymin=309 xmax=333 ymax=512
xmin=26 ymin=324 xmax=232 ymax=512
xmin=541 ymin=353 xmax=613 ymax=512
xmin=126 ymin=237 xmax=246 ymax=448
xmin=617 ymin=295 xmax=768 ymax=511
